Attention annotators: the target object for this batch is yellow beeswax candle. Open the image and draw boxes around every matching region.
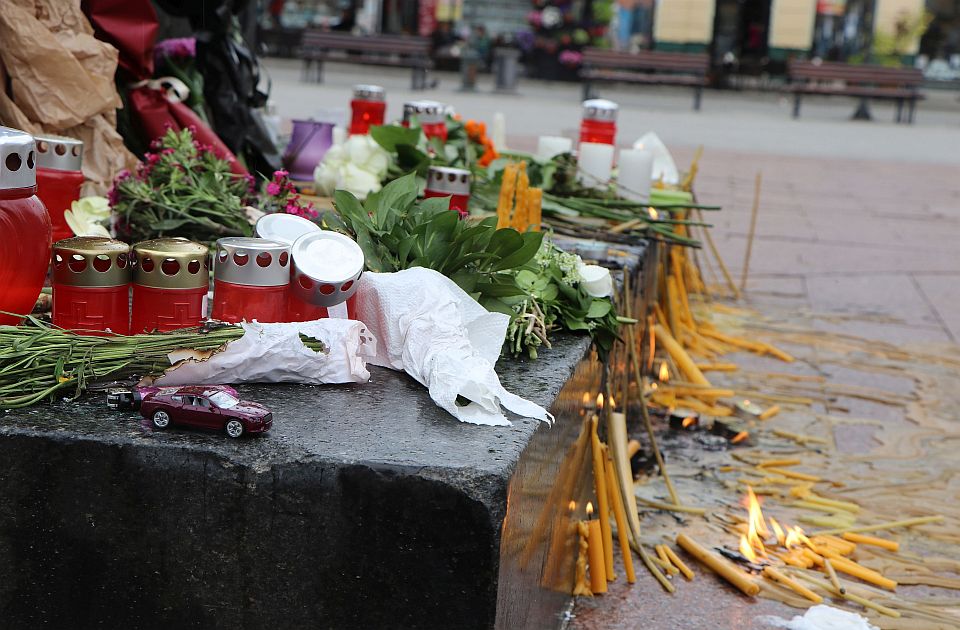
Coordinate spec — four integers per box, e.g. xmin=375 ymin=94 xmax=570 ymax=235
xmin=604 ymin=454 xmax=636 ymax=583
xmin=842 ymin=532 xmax=899 ymax=552
xmin=586 ymin=515 xmax=607 ymax=594
xmin=589 ymin=417 xmax=615 ymax=582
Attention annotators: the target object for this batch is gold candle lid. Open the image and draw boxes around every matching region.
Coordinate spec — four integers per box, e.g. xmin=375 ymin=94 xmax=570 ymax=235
xmin=132 ymin=238 xmax=209 ymax=289
xmin=52 ymin=236 xmax=131 ymax=287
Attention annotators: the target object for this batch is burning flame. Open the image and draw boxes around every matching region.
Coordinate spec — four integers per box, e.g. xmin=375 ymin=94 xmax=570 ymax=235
xmin=770 ymin=517 xmax=786 ymax=547
xmin=784 ymin=526 xmax=802 ymax=548
xmin=568 ymin=500 xmax=577 ymax=512
xmin=609 ymin=393 xmax=617 ymax=410
xmin=682 ymin=416 xmax=697 ymax=428
xmin=731 ymin=431 xmax=750 ymax=444
xmin=658 ymin=361 xmax=670 ymax=382
xmin=582 ymin=392 xmax=591 ymax=406
xmin=744 ymin=487 xmax=769 ymax=558
xmin=648 ymin=207 xmax=659 ymax=220
xmin=740 ymin=535 xmax=757 ymax=562
xmin=596 ymin=393 xmax=604 ymax=409
xmin=586 ymin=501 xmax=595 ymax=517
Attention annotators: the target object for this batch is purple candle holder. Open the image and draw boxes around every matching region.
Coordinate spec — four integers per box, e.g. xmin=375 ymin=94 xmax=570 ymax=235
xmin=283 ymin=119 xmax=335 ymax=182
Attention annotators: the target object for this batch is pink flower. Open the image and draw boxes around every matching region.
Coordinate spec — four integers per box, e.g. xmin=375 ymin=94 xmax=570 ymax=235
xmin=267 ymin=182 xmax=282 ymax=196
xmin=273 ymin=169 xmax=289 ymax=179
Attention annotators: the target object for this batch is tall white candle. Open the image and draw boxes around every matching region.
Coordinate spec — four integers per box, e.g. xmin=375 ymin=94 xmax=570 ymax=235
xmin=617 ymin=149 xmax=654 ymax=202
xmin=577 ymin=142 xmax=614 ymax=189
xmin=536 ymin=135 xmax=573 ymax=160
xmin=492 ymin=112 xmax=507 ymax=151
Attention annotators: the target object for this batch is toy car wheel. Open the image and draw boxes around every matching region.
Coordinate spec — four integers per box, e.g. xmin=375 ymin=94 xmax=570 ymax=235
xmin=152 ymin=410 xmax=171 ymax=430
xmin=225 ymin=420 xmax=244 ymax=439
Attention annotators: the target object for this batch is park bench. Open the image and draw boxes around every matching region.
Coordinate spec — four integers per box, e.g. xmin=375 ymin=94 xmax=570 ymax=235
xmin=257 ymin=26 xmax=304 ymax=58
xmin=786 ymin=60 xmax=925 ymax=123
xmin=579 ymin=48 xmax=710 ymax=110
xmin=300 ymin=31 xmax=434 ymax=90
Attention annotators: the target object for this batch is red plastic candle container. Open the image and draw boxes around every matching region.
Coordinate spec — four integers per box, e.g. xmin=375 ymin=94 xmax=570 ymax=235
xmin=212 ymin=237 xmax=291 ymax=323
xmin=424 ymin=166 xmax=471 ymax=217
xmin=405 ymin=100 xmax=448 ymax=142
xmin=289 ymin=231 xmax=364 ymax=321
xmin=35 ymin=135 xmax=84 ymax=244
xmin=131 ymin=238 xmax=209 ymax=333
xmin=52 ymin=236 xmax=130 ymax=334
xmin=349 ymin=84 xmax=386 ymax=136
xmin=0 ymin=127 xmax=52 ymax=326
xmin=579 ymin=99 xmax=618 ymax=146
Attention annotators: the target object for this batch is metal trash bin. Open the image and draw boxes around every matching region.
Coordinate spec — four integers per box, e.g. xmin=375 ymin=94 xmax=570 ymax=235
xmin=493 ymin=47 xmax=521 ymax=93
xmin=459 ymin=47 xmax=482 ymax=92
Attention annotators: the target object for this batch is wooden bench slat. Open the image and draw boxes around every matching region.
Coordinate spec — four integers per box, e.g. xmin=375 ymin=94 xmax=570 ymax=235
xmin=579 ymin=47 xmax=708 ymax=110
xmin=299 ymin=30 xmax=434 ymax=89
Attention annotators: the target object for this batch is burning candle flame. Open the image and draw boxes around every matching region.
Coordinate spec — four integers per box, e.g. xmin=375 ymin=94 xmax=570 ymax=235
xmin=568 ymin=500 xmax=577 ymax=512
xmin=682 ymin=416 xmax=697 ymax=428
xmin=731 ymin=431 xmax=750 ymax=444
xmin=586 ymin=501 xmax=595 ymax=517
xmin=648 ymin=207 xmax=659 ymax=220
xmin=596 ymin=393 xmax=604 ymax=409
xmin=744 ymin=486 xmax=770 ymax=558
xmin=770 ymin=517 xmax=786 ymax=547
xmin=609 ymin=394 xmax=616 ymax=410
xmin=740 ymin=535 xmax=758 ymax=562
xmin=658 ymin=361 xmax=670 ymax=382
xmin=784 ymin=526 xmax=802 ymax=548
xmin=582 ymin=392 xmax=591 ymax=406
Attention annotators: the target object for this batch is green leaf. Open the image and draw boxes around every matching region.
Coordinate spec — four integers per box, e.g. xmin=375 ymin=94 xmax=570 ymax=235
xmin=375 ymin=173 xmax=418 ymax=228
xmin=479 ymin=297 xmax=516 ymax=317
xmin=492 ymin=231 xmax=544 ymax=271
xmin=476 ymin=281 xmax=528 ymax=298
xmin=586 ymin=299 xmax=612 ymax=319
xmin=370 ymin=125 xmax=422 ymax=152
xmin=396 ymin=143 xmax=429 ymax=173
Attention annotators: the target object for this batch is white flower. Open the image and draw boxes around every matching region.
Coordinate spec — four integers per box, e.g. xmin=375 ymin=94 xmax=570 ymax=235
xmin=64 ymin=196 xmax=111 ymax=237
xmin=577 ymin=261 xmax=613 ymax=298
xmin=314 ymin=134 xmax=390 ymax=200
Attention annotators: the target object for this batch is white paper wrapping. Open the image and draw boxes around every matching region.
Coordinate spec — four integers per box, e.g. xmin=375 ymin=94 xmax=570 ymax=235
xmin=154 ymin=319 xmax=376 ymax=386
xmin=357 ymin=267 xmax=554 ymax=427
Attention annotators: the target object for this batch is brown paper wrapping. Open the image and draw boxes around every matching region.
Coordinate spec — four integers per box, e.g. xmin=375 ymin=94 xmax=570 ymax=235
xmin=0 ymin=0 xmax=136 ymax=195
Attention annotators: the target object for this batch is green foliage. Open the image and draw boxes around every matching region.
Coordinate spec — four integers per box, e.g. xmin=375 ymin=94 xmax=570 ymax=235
xmin=109 ymin=128 xmax=253 ymax=243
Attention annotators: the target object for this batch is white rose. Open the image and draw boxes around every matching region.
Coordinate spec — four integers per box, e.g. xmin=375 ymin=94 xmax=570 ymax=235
xmin=64 ymin=196 xmax=111 ymax=237
xmin=577 ymin=262 xmax=613 ymax=298
xmin=314 ymin=162 xmax=340 ymax=196
xmin=340 ymin=162 xmax=382 ymax=199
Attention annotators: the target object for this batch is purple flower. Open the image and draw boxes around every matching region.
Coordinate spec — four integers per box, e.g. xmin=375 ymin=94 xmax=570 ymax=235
xmin=155 ymin=38 xmax=196 ymax=62
xmin=515 ymin=30 xmax=535 ymax=52
xmin=266 ymin=182 xmax=282 ymax=196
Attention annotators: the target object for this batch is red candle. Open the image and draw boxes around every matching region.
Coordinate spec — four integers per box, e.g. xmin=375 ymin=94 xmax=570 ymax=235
xmin=349 ymin=84 xmax=386 ymax=136
xmin=579 ymin=99 xmax=618 ymax=146
xmin=35 ymin=135 xmax=84 ymax=244
xmin=405 ymin=100 xmax=448 ymax=142
xmin=0 ymin=127 xmax=52 ymax=326
xmin=212 ymin=237 xmax=290 ymax=323
xmin=130 ymin=238 xmax=209 ymax=333
xmin=289 ymin=230 xmax=364 ymax=321
xmin=52 ymin=236 xmax=131 ymax=334
xmin=424 ymin=166 xmax=471 ymax=217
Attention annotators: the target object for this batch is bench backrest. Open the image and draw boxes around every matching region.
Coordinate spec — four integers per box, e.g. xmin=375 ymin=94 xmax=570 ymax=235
xmin=788 ymin=60 xmax=923 ymax=87
xmin=300 ymin=30 xmax=431 ymax=56
xmin=582 ymin=48 xmax=709 ymax=74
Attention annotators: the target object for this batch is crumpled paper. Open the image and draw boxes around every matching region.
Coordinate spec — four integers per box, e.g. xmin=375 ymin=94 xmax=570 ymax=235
xmin=0 ymin=0 xmax=137 ymax=195
xmin=759 ymin=605 xmax=878 ymax=630
xmin=152 ymin=319 xmax=376 ymax=386
xmin=357 ymin=267 xmax=554 ymax=427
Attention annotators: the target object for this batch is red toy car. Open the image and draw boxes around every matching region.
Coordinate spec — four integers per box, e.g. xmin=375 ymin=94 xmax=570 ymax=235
xmin=139 ymin=386 xmax=272 ymax=438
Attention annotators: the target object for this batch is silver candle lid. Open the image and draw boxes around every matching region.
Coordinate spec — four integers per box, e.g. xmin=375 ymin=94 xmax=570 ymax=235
xmin=425 ymin=166 xmax=471 ymax=196
xmin=582 ymin=99 xmax=619 ymax=122
xmin=290 ymin=231 xmax=364 ymax=308
xmin=255 ymin=213 xmax=321 ymax=246
xmin=35 ymin=134 xmax=84 ymax=172
xmin=0 ymin=127 xmax=36 ymax=190
xmin=353 ymin=84 xmax=385 ymax=101
xmin=214 ymin=237 xmax=291 ymax=287
xmin=404 ymin=100 xmax=446 ymax=125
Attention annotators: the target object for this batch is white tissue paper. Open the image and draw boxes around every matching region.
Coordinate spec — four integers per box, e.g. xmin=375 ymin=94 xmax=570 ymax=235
xmin=153 ymin=319 xmax=376 ymax=386
xmin=356 ymin=267 xmax=554 ymax=426
xmin=759 ymin=605 xmax=879 ymax=630
xmin=633 ymin=132 xmax=679 ymax=186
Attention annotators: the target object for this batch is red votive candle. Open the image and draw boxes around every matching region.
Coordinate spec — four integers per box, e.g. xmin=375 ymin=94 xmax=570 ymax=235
xmin=52 ymin=236 xmax=131 ymax=334
xmin=424 ymin=166 xmax=471 ymax=217
xmin=131 ymin=238 xmax=209 ymax=333
xmin=406 ymin=100 xmax=448 ymax=142
xmin=349 ymin=84 xmax=386 ymax=135
xmin=579 ymin=99 xmax=618 ymax=146
xmin=212 ymin=237 xmax=290 ymax=323
xmin=289 ymin=230 xmax=364 ymax=321
xmin=0 ymin=126 xmax=52 ymax=326
xmin=35 ymin=135 xmax=84 ymax=244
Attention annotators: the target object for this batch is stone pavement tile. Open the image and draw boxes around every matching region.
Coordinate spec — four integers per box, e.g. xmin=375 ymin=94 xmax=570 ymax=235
xmin=804 ymin=274 xmax=943 ymax=328
xmin=819 ymin=363 xmax=916 ymax=397
xmin=811 ymin=317 xmax=952 ymax=345
xmin=833 ymin=423 xmax=883 ymax=455
xmin=811 ymin=215 xmax=960 ymax=251
xmin=827 ymin=396 xmax=906 ymax=423
xmin=911 ymin=274 xmax=960 ymax=342
xmin=708 ymin=210 xmax=817 ymax=241
xmin=742 ymin=275 xmax=808 ymax=300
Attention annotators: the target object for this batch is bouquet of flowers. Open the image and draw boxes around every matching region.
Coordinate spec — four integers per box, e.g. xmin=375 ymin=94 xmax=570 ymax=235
xmin=314 ymin=134 xmax=391 ymax=200
xmin=260 ymin=169 xmax=318 ymax=219
xmin=108 ymin=128 xmax=255 ymax=243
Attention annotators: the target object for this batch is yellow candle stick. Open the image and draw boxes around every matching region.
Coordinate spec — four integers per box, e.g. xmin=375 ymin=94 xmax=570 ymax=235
xmin=824 ymin=559 xmax=844 ymax=594
xmin=805 ymin=495 xmax=861 ymax=513
xmin=758 ymin=405 xmax=781 ymax=421
xmin=762 ymin=567 xmax=823 ymax=604
xmin=842 ymin=532 xmax=899 ymax=552
xmin=676 ymin=533 xmax=759 ymax=596
xmin=824 ymin=554 xmax=898 ymax=591
xmin=763 ymin=467 xmax=821 ymax=482
xmin=654 ymin=324 xmax=711 ymax=386
xmin=757 ymin=458 xmax=802 ymax=468
xmin=585 ymin=510 xmax=607 ymax=594
xmin=662 ymin=545 xmax=695 ymax=581
xmin=589 ymin=417 xmax=615 ymax=582
xmin=695 ymin=363 xmax=738 ymax=372
xmin=652 ymin=549 xmax=679 ymax=575
xmin=604 ymin=453 xmax=636 ymax=584
xmin=573 ymin=521 xmax=593 ymax=596
xmin=814 ymin=515 xmax=944 ymax=536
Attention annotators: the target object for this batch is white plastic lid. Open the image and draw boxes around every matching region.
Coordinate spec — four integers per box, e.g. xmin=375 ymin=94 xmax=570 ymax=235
xmin=292 ymin=231 xmax=364 ymax=283
xmin=254 ymin=213 xmax=321 ymax=246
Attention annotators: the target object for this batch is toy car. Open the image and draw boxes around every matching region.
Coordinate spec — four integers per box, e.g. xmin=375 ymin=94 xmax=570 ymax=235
xmin=139 ymin=385 xmax=272 ymax=438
